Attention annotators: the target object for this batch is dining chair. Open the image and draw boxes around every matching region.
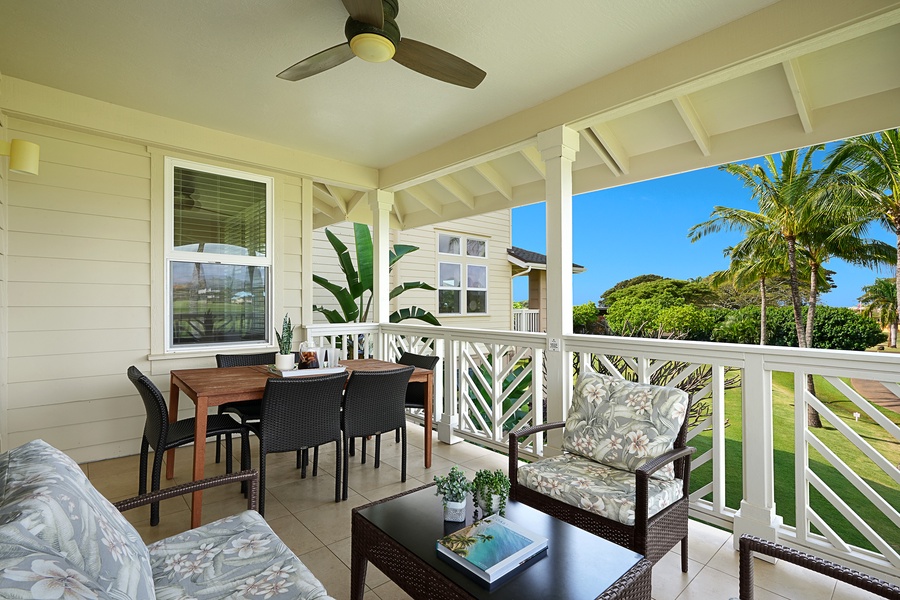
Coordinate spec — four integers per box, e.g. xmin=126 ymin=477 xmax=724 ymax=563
xmin=394 ymin=351 xmax=440 ymax=443
xmin=341 ymin=365 xmax=414 ymax=500
xmin=248 ymin=372 xmax=348 ymax=515
xmin=214 ymin=351 xmax=277 ymax=464
xmin=127 ymin=366 xmax=251 ymax=526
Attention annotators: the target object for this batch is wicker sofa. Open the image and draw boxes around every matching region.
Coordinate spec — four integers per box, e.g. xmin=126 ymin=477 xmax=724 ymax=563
xmin=510 ymin=372 xmax=695 ymax=570
xmin=0 ymin=439 xmax=334 ymax=600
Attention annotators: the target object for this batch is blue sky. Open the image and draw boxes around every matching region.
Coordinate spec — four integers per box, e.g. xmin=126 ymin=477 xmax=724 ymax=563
xmin=511 ymin=156 xmax=896 ymax=308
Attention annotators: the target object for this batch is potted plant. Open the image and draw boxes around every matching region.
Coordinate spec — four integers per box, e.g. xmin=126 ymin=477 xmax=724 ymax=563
xmin=274 ymin=314 xmax=295 ymax=371
xmin=433 ymin=466 xmax=470 ymax=522
xmin=471 ymin=469 xmax=510 ymax=517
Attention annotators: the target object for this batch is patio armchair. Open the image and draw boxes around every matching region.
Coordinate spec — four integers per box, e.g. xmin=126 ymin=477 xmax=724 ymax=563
xmin=248 ymin=372 xmax=349 ymax=515
xmin=342 ymin=366 xmax=415 ymax=500
xmin=394 ymin=351 xmax=440 ymax=442
xmin=737 ymin=534 xmax=900 ymax=599
xmin=509 ymin=372 xmax=695 ymax=569
xmin=127 ymin=365 xmax=251 ymax=526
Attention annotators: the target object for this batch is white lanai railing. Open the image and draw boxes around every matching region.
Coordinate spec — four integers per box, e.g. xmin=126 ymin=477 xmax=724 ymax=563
xmin=512 ymin=308 xmax=541 ymax=332
xmin=302 ymin=322 xmax=900 ymax=583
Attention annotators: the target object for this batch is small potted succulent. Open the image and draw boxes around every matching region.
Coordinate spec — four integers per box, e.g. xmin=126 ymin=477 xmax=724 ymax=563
xmin=274 ymin=314 xmax=295 ymax=371
xmin=433 ymin=466 xmax=470 ymax=522
xmin=471 ymin=469 xmax=511 ymax=517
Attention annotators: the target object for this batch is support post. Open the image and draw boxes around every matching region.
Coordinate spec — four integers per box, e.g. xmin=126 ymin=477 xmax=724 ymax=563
xmin=369 ymin=190 xmax=393 ymax=359
xmin=537 ymin=126 xmax=579 ymax=455
xmin=299 ymin=178 xmax=314 ymax=340
xmin=733 ymin=353 xmax=782 ymax=552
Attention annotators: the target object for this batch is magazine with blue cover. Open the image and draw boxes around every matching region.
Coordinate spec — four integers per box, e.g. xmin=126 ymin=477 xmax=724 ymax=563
xmin=436 ymin=514 xmax=548 ymax=588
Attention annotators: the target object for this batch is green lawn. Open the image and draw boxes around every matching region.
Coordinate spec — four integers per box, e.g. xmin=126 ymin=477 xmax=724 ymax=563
xmin=689 ymin=373 xmax=900 ymax=553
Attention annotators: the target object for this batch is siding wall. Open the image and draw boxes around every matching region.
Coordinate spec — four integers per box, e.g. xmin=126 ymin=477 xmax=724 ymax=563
xmin=0 ymin=110 xmax=9 ymax=451
xmin=311 ymin=212 xmax=513 ymax=330
xmin=2 ymin=116 xmax=312 ymax=463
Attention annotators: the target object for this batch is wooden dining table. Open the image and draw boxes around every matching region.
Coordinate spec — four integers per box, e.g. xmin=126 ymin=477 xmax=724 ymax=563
xmin=167 ymin=358 xmax=435 ymax=528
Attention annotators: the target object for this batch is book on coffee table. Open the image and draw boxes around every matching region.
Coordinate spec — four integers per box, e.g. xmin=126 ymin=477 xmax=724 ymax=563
xmin=436 ymin=514 xmax=548 ymax=589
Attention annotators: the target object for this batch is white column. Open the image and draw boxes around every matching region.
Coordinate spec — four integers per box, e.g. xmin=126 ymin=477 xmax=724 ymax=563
xmin=299 ymin=178 xmax=314 ymax=340
xmin=732 ymin=353 xmax=782 ymax=551
xmin=369 ymin=190 xmax=393 ymax=359
xmin=538 ymin=126 xmax=578 ymax=454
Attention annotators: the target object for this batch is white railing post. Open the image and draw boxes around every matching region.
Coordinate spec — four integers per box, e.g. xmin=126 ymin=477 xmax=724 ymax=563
xmin=732 ymin=353 xmax=782 ymax=550
xmin=369 ymin=190 xmax=393 ymax=360
xmin=438 ymin=336 xmax=463 ymax=444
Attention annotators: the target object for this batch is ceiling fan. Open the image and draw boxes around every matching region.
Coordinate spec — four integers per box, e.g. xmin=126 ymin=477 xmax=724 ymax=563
xmin=277 ymin=0 xmax=486 ymax=89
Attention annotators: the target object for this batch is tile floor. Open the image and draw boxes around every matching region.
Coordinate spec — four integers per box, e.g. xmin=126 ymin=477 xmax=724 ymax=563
xmin=82 ymin=424 xmax=883 ymax=600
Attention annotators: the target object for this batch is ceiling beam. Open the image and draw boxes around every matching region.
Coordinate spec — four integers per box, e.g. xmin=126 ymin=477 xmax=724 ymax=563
xmin=673 ymin=95 xmax=711 ymax=156
xmin=520 ymin=146 xmax=546 ymax=179
xmin=588 ymin=124 xmax=630 ymax=175
xmin=580 ymin=128 xmax=621 ymax=176
xmin=474 ymin=163 xmax=513 ymax=201
xmin=404 ymin=186 xmax=444 ymax=217
xmin=346 ymin=191 xmax=366 ymax=214
xmin=323 ymin=183 xmax=348 ymax=214
xmin=782 ymin=59 xmax=814 ymax=133
xmin=436 ymin=175 xmax=476 ymax=208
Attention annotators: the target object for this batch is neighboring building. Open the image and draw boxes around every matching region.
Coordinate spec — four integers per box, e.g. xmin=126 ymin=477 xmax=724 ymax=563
xmin=313 ymin=211 xmax=513 ymax=330
xmin=508 ymin=247 xmax=586 ymax=333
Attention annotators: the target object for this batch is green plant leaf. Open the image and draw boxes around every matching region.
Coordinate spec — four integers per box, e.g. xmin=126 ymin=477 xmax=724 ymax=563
xmin=390 ymin=306 xmax=441 ymax=326
xmin=312 ymin=274 xmax=359 ymax=322
xmin=389 ymin=244 xmax=418 ymax=267
xmin=312 ymin=305 xmax=349 ymax=323
xmin=325 ymin=228 xmax=364 ymax=297
xmin=389 ymin=281 xmax=437 ymax=299
xmin=354 ymin=223 xmax=374 ymax=294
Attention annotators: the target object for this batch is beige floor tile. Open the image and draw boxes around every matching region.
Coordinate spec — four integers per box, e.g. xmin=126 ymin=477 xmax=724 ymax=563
xmin=431 ymin=439 xmax=495 ymax=463
xmin=832 ymin=580 xmax=893 ymax=599
xmin=266 ymin=514 xmax=325 ymax=556
xmin=706 ymin=535 xmax=741 ymax=577
xmin=132 ymin=509 xmax=195 ymax=545
xmin=344 ymin=459 xmax=409 ymax=495
xmin=268 ymin=471 xmax=344 ymax=513
xmin=120 ymin=495 xmax=190 ymax=526
xmin=672 ymin=566 xmax=742 ymax=600
xmin=461 ymin=450 xmax=513 ymax=473
xmin=370 ymin=580 xmax=413 ymax=600
xmin=294 ymin=494 xmax=370 ymax=545
xmin=294 ymin=546 xmax=352 ymax=600
xmin=750 ymin=555 xmax=837 ymax=600
xmin=357 ymin=477 xmax=428 ymax=503
xmin=651 ymin=551 xmax=704 ymax=600
xmin=670 ymin=521 xmax=732 ymax=565
xmin=328 ymin=538 xmax=391 ymax=589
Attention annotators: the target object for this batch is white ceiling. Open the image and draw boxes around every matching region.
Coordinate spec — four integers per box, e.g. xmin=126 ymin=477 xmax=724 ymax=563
xmin=2 ymin=1 xmax=899 ymax=230
xmin=0 ymin=0 xmax=778 ymax=168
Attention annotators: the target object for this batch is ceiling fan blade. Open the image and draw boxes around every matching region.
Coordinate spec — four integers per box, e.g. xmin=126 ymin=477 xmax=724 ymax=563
xmin=341 ymin=0 xmax=383 ymax=28
xmin=393 ymin=38 xmax=486 ymax=89
xmin=277 ymin=43 xmax=355 ymax=81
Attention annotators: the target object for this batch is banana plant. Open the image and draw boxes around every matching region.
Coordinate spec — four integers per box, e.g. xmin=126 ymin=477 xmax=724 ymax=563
xmin=313 ymin=223 xmax=441 ymax=326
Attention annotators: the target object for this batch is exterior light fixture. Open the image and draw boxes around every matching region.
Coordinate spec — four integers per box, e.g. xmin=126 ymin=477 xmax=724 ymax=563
xmin=0 ymin=139 xmax=40 ymax=175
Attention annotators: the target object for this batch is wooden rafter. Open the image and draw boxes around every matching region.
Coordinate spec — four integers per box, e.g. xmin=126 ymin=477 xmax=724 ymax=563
xmin=580 ymin=128 xmax=621 ymax=177
xmin=520 ymin=146 xmax=546 ymax=178
xmin=436 ymin=175 xmax=475 ymax=208
xmin=783 ymin=59 xmax=813 ymax=134
xmin=474 ymin=162 xmax=512 ymax=201
xmin=404 ymin=186 xmax=443 ymax=217
xmin=588 ymin=124 xmax=629 ymax=175
xmin=674 ymin=95 xmax=711 ymax=156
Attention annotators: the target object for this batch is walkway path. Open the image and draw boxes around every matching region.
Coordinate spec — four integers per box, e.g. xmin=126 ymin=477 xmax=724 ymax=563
xmin=850 ymin=378 xmax=900 ymax=413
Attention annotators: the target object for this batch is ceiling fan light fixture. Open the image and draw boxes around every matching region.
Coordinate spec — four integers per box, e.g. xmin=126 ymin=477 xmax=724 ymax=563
xmin=350 ymin=33 xmax=395 ymax=62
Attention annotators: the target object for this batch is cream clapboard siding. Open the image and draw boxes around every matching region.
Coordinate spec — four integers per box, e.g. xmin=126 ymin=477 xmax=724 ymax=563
xmin=311 ymin=211 xmax=512 ymax=330
xmin=0 ymin=110 xmax=9 ymax=452
xmin=3 ymin=118 xmax=309 ymax=463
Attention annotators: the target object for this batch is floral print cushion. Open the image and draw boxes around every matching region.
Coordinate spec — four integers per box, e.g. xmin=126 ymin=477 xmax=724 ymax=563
xmin=517 ymin=454 xmax=684 ymax=526
xmin=562 ymin=373 xmax=689 ymax=480
xmin=148 ymin=510 xmax=334 ymax=600
xmin=0 ymin=439 xmax=156 ymax=599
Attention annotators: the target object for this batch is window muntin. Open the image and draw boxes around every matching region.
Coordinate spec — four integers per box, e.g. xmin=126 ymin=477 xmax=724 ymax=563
xmin=165 ymin=158 xmax=273 ymax=351
xmin=437 ymin=234 xmax=488 ymax=315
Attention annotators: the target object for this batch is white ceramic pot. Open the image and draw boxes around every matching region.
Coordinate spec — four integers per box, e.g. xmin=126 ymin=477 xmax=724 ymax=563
xmin=443 ymin=499 xmax=467 ymax=522
xmin=275 ymin=352 xmax=295 ymax=371
xmin=477 ymin=494 xmax=503 ymax=517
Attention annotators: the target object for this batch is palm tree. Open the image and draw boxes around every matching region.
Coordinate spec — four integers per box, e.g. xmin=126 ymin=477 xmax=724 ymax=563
xmin=859 ymin=278 xmax=898 ymax=347
xmin=827 ymin=129 xmax=900 ymax=327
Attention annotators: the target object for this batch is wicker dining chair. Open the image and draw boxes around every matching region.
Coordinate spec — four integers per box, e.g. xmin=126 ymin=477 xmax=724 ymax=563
xmin=737 ymin=534 xmax=900 ymax=599
xmin=213 ymin=351 xmax=277 ymax=464
xmin=247 ymin=372 xmax=348 ymax=515
xmin=127 ymin=366 xmax=250 ymax=526
xmin=341 ymin=366 xmax=414 ymax=500
xmin=393 ymin=351 xmax=440 ymax=443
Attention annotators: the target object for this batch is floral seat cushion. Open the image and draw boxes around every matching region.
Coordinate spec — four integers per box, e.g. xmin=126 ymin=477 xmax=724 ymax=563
xmin=517 ymin=453 xmax=684 ymax=526
xmin=148 ymin=510 xmax=333 ymax=600
xmin=0 ymin=439 xmax=156 ymax=599
xmin=563 ymin=373 xmax=689 ymax=480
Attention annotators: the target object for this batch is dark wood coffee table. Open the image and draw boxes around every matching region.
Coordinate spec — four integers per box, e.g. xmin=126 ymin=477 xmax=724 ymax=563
xmin=351 ymin=484 xmax=652 ymax=600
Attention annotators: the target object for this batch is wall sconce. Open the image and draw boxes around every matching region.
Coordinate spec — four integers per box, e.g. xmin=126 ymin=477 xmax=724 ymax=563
xmin=0 ymin=139 xmax=40 ymax=175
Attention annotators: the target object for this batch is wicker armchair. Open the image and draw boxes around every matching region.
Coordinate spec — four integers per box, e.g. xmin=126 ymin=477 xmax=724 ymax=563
xmin=342 ymin=365 xmax=414 ymax=500
xmin=248 ymin=372 xmax=348 ymax=515
xmin=509 ymin=373 xmax=694 ymax=570
xmin=737 ymin=535 xmax=900 ymax=599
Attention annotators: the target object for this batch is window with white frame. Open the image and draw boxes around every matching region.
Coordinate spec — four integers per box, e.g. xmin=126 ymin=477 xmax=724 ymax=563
xmin=437 ymin=233 xmax=488 ymax=315
xmin=165 ymin=158 xmax=273 ymax=351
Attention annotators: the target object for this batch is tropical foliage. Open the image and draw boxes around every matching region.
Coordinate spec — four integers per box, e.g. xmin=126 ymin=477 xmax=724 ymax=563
xmin=858 ymin=277 xmax=898 ymax=347
xmin=313 ymin=223 xmax=441 ymax=325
